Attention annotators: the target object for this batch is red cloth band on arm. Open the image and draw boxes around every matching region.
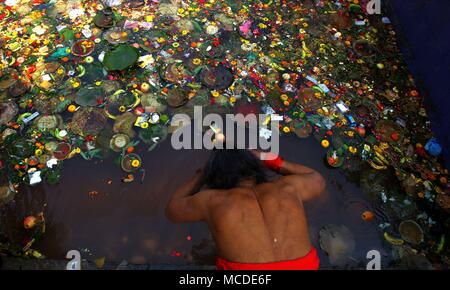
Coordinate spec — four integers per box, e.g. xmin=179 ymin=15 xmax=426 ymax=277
xmin=263 ymin=155 xmax=284 ymax=172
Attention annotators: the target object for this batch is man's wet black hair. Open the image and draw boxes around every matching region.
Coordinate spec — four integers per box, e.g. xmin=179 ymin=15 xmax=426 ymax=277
xmin=202 ymin=149 xmax=268 ymax=189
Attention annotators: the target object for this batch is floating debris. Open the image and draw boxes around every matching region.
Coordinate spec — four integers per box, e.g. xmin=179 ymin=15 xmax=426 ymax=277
xmin=121 ymin=174 xmax=134 ymax=183
xmin=0 ymin=0 xmax=448 ymax=266
xmin=0 ymin=102 xmax=18 ymax=125
xmin=319 ymin=224 xmax=356 ymax=266
xmin=121 ymin=153 xmax=141 ymax=173
xmin=104 ymin=27 xmax=129 ymax=45
xmin=110 ymin=133 xmax=130 ymax=152
xmin=399 ymin=220 xmax=424 ymax=245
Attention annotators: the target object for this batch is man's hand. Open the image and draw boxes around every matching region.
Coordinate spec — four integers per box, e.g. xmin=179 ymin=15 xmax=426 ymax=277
xmin=251 ymin=150 xmax=284 ymax=172
xmin=250 ymin=150 xmax=278 ymax=161
xmin=252 ymin=150 xmax=325 ymax=201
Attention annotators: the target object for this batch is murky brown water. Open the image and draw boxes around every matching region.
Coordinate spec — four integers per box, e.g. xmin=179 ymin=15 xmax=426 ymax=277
xmin=3 ymin=134 xmax=390 ymax=268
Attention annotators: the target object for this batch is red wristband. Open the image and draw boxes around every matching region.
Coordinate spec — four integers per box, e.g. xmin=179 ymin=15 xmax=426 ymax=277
xmin=263 ymin=155 xmax=284 ymax=172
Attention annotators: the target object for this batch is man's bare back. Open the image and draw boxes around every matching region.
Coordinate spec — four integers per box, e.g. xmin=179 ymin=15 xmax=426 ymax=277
xmin=205 ymin=179 xmax=313 ymax=263
xmin=166 ymin=150 xmax=325 ymax=267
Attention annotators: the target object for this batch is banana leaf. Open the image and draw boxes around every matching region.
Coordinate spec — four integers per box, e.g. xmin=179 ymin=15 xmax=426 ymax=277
xmin=103 ymin=44 xmax=139 ymax=71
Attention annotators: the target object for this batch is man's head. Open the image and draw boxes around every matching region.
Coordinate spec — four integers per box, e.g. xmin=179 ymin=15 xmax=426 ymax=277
xmin=202 ymin=149 xmax=268 ymax=189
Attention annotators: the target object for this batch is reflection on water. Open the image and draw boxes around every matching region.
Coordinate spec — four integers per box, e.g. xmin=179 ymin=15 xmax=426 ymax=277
xmin=5 ymin=135 xmax=389 ymax=268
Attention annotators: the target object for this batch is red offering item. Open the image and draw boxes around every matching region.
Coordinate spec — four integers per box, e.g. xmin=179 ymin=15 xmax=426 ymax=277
xmin=263 ymin=154 xmax=284 ymax=172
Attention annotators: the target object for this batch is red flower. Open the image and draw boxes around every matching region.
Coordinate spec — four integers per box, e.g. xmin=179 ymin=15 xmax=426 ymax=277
xmin=212 ymin=38 xmax=220 ymax=47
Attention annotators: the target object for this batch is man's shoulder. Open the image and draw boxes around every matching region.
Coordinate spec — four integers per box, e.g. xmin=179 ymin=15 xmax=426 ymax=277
xmin=266 ymin=178 xmax=299 ymax=192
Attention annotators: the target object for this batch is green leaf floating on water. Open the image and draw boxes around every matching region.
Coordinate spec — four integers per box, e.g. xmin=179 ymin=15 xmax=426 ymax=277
xmin=192 ymin=21 xmax=203 ymax=32
xmin=54 ymin=99 xmax=72 ymax=113
xmin=75 ymin=86 xmax=105 ymax=106
xmin=60 ymin=28 xmax=74 ymax=43
xmin=103 ymin=44 xmax=139 ymax=71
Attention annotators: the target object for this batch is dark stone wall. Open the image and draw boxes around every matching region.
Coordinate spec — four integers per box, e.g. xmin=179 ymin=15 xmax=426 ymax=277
xmin=386 ymin=0 xmax=450 ymax=168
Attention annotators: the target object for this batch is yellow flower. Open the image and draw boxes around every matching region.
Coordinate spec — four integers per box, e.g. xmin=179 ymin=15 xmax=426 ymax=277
xmin=283 ymin=100 xmax=290 ymax=106
xmin=283 ymin=126 xmax=290 ymax=133
xmin=141 ymin=122 xmax=149 ymax=129
xmin=57 ymin=68 xmax=64 ymax=75
xmin=72 ymin=82 xmax=80 ymax=88
xmin=321 ymin=140 xmax=330 ymax=148
xmin=349 ymin=146 xmax=358 ymax=154
xmin=211 ymin=91 xmax=220 ymax=98
xmin=68 ymin=105 xmax=77 ymax=113
xmin=229 ymin=97 xmax=236 ymax=103
xmin=172 ymin=42 xmax=179 ymax=48
xmin=181 ymin=30 xmax=189 ymax=36
xmin=119 ymin=106 xmax=126 ymax=112
xmin=59 ymin=96 xmax=65 ymax=101
xmin=280 ymin=94 xmax=288 ymax=101
xmin=192 ymin=58 xmax=202 ymax=65
xmin=35 ymin=149 xmax=43 ymax=156
xmin=258 ymin=23 xmax=267 ymax=29
xmin=347 ymin=131 xmax=355 ymax=137
xmin=131 ymin=159 xmax=141 ymax=168
xmin=75 ymin=147 xmax=81 ymax=153
xmin=95 ymin=81 xmax=102 ymax=86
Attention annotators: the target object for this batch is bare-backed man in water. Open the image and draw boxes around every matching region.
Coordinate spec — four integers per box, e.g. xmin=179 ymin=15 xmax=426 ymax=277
xmin=166 ymin=149 xmax=325 ymax=270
